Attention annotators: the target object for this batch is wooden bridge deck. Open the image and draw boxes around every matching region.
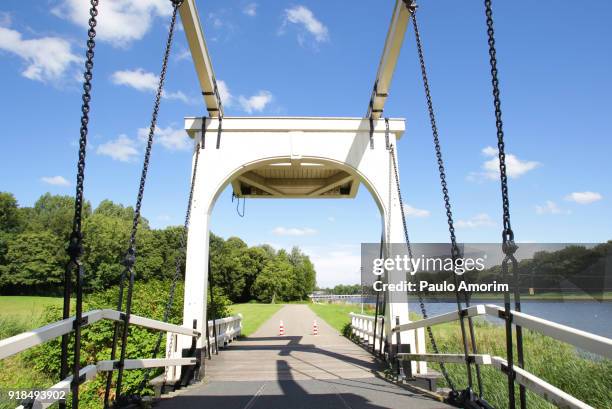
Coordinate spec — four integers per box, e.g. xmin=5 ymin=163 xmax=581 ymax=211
xmin=156 ymin=305 xmax=450 ymax=409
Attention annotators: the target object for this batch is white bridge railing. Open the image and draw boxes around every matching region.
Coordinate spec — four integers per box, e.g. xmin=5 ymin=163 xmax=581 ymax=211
xmin=350 ymin=313 xmax=386 ymax=353
xmin=349 ymin=304 xmax=612 ymax=409
xmin=0 ymin=310 xmax=242 ymax=409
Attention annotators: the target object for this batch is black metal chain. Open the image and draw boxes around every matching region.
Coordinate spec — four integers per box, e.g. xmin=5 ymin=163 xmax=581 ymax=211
xmin=137 ymin=140 xmax=202 ymax=394
xmin=410 ymin=10 xmax=484 ymax=396
xmin=388 ymin=145 xmax=455 ymax=392
xmin=60 ymin=2 xmax=99 ymax=409
xmin=108 ymin=2 xmax=184 ymax=405
xmin=484 ymin=1 xmax=525 ymax=408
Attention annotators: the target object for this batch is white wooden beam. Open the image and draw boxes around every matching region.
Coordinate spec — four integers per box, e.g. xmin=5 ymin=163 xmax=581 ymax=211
xmin=398 ymin=353 xmax=492 ymax=365
xmin=484 ymin=305 xmax=612 ymax=359
xmin=491 ymin=357 xmax=594 ymax=409
xmin=179 ymin=0 xmax=223 ymax=117
xmin=367 ymin=0 xmax=415 ymax=120
xmin=0 ymin=310 xmax=105 ymax=360
xmin=101 ymin=310 xmax=200 ymax=338
xmin=392 ymin=305 xmax=486 ymax=333
xmin=184 ymin=117 xmax=406 ymax=138
xmin=308 ymin=173 xmax=354 ymax=197
xmin=30 ymin=365 xmax=98 ymax=409
xmin=96 ymin=358 xmax=196 ymax=372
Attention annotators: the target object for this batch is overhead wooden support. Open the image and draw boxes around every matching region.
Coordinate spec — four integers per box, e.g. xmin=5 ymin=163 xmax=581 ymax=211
xmin=367 ymin=0 xmax=416 ymax=120
xmin=179 ymin=0 xmax=223 ymax=117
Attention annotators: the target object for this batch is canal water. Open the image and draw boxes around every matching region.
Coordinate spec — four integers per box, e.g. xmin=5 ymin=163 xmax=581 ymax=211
xmin=351 ymin=299 xmax=612 ymax=338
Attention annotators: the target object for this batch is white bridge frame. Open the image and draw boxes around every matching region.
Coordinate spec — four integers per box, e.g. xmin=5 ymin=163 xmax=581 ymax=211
xmin=176 ymin=116 xmax=427 ymax=376
xmin=175 ymin=0 xmax=427 ymax=378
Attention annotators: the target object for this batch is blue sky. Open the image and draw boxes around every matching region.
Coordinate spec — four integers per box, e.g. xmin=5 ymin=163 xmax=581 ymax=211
xmin=0 ymin=1 xmax=610 ymax=287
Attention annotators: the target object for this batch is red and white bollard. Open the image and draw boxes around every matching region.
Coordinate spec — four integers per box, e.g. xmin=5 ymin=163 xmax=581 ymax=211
xmin=279 ymin=320 xmax=285 ymax=336
xmin=312 ymin=320 xmax=318 ymax=336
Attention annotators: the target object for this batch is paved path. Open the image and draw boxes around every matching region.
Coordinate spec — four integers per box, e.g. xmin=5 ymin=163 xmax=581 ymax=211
xmin=157 ymin=305 xmax=450 ymax=409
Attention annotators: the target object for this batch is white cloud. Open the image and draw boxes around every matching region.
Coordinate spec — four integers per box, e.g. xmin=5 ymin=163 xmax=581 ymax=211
xmin=281 ymin=5 xmax=329 ymax=44
xmin=535 ymin=200 xmax=570 ymax=215
xmin=96 ymin=135 xmax=140 ymax=162
xmin=243 ymin=3 xmax=257 ymax=17
xmin=272 ymin=227 xmax=318 ymax=236
xmin=174 ymin=47 xmax=191 ymax=62
xmin=215 ymin=80 xmax=273 ymax=113
xmin=239 ymin=91 xmax=273 ymax=113
xmin=456 ymin=213 xmax=495 ymax=229
xmin=163 ymin=90 xmax=193 ymax=104
xmin=565 ymin=191 xmax=603 ymax=205
xmin=304 ymin=244 xmax=361 ymax=288
xmin=137 ymin=125 xmax=190 ymax=151
xmin=0 ymin=26 xmax=81 ymax=83
xmin=469 ymin=146 xmax=540 ymax=181
xmin=111 ymin=68 xmax=195 ymax=103
xmin=404 ymin=204 xmax=430 ymax=218
xmin=111 ymin=68 xmax=157 ymax=91
xmin=41 ymin=176 xmax=71 ymax=187
xmin=217 ymin=80 xmax=233 ymax=107
xmin=52 ymin=0 xmax=173 ymax=47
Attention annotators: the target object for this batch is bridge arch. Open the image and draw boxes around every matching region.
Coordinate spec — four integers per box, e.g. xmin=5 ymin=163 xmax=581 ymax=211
xmin=173 ymin=116 xmax=427 ymax=380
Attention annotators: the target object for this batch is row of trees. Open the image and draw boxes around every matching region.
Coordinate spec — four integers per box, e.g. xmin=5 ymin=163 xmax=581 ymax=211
xmin=0 ymin=192 xmax=316 ymax=302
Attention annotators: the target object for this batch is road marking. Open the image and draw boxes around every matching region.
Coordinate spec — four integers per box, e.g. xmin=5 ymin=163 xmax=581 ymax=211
xmin=242 ymin=382 xmax=266 ymax=409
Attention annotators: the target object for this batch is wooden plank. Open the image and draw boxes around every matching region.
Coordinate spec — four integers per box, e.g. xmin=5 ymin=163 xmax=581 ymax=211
xmin=367 ymin=0 xmax=414 ymax=120
xmin=97 ymin=358 xmax=196 ymax=372
xmin=491 ymin=357 xmax=594 ymax=409
xmin=398 ymin=353 xmax=492 ymax=365
xmin=484 ymin=305 xmax=612 ymax=359
xmin=392 ymin=305 xmax=486 ymax=333
xmin=102 ymin=310 xmax=200 ymax=337
xmin=0 ymin=310 xmax=104 ymax=360
xmin=179 ymin=0 xmax=223 ymax=116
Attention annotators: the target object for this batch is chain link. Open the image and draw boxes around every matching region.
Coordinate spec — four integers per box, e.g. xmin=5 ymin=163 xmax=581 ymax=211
xmin=485 ymin=0 xmax=513 ymax=244
xmin=138 ymin=140 xmax=202 ymax=393
xmin=484 ymin=1 xmax=525 ymax=408
xmin=411 ymin=10 xmax=484 ymax=395
xmin=111 ymin=2 xmax=183 ymax=404
xmin=388 ymin=145 xmax=456 ymax=392
xmin=60 ymin=2 xmax=99 ymax=409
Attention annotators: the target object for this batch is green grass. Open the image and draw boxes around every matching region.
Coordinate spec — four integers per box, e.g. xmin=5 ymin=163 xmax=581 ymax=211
xmin=308 ymin=302 xmax=375 ymax=333
xmin=0 ymin=296 xmax=63 ymax=318
xmin=0 ymin=296 xmax=65 ymax=341
xmin=229 ymin=303 xmax=284 ymax=336
xmin=309 ymin=302 xmax=612 ymax=409
xmin=0 ymin=297 xmax=62 ymax=409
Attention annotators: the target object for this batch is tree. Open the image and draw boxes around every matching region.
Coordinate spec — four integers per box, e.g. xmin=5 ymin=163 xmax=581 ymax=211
xmin=94 ymin=199 xmax=149 ymax=229
xmin=27 ymin=193 xmax=92 ymax=241
xmin=252 ymin=255 xmax=295 ymax=303
xmin=0 ymin=231 xmax=65 ymax=295
xmin=0 ymin=192 xmax=20 ymax=233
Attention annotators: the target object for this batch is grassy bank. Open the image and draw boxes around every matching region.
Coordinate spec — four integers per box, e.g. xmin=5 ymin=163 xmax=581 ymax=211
xmin=309 ymin=302 xmax=375 ymax=333
xmin=309 ymin=302 xmax=612 ymax=409
xmin=228 ymin=303 xmax=284 ymax=336
xmin=0 ymin=297 xmax=60 ymax=409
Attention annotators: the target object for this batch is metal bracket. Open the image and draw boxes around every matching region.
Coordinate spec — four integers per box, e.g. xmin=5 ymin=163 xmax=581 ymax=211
xmin=72 ymin=315 xmax=89 ymax=330
xmin=500 ymin=363 xmax=516 ymax=380
xmin=401 ymin=0 xmax=418 ymax=13
xmin=113 ymin=360 xmax=124 ymax=370
xmin=498 ymin=309 xmax=513 ymax=322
